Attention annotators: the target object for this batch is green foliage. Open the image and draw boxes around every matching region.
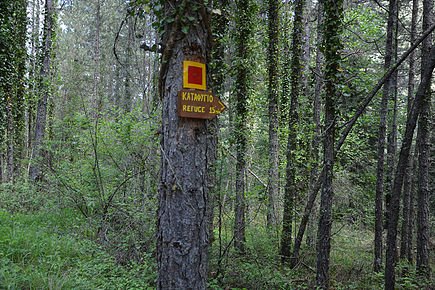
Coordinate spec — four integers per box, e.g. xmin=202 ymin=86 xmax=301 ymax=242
xmin=0 ymin=0 xmax=27 ymax=175
xmin=0 ymin=209 xmax=156 ymax=289
xmin=45 ymin=108 xmax=159 ymax=264
xmin=0 ymin=181 xmax=47 ymax=213
xmin=209 ymin=225 xmax=304 ymax=289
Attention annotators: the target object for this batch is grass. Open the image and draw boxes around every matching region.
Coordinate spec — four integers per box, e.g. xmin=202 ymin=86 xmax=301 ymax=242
xmin=0 ymin=188 xmax=432 ymax=289
xmin=0 ymin=209 xmax=155 ymax=289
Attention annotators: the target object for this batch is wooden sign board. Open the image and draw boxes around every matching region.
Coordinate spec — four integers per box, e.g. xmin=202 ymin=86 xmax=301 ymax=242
xmin=183 ymin=61 xmax=206 ymax=90
xmin=178 ymin=89 xmax=226 ymax=120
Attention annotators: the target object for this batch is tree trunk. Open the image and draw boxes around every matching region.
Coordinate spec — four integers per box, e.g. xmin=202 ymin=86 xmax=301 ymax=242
xmin=400 ymin=0 xmax=418 ymax=264
xmin=93 ymin=0 xmax=101 ymax=115
xmin=384 ymin=44 xmax=435 ymax=290
xmin=234 ymin=0 xmax=254 ymax=253
xmin=0 ymin=153 xmax=3 ymax=183
xmin=156 ymin=1 xmax=212 ymax=288
xmin=280 ymin=0 xmax=303 ymax=262
xmin=316 ymin=0 xmax=342 ymax=288
xmin=386 ymin=13 xmax=399 ymax=203
xmin=267 ymin=0 xmax=280 ymax=228
xmin=208 ymin=0 xmax=229 ymax=247
xmin=29 ymin=0 xmax=55 ymax=182
xmin=291 ymin=0 xmax=323 ymax=267
xmin=374 ymin=0 xmax=397 ymax=272
xmin=6 ymin=96 xmax=14 ymax=182
xmin=416 ymin=0 xmax=432 ymax=278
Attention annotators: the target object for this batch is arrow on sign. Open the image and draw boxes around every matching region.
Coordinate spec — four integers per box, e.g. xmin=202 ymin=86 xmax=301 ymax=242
xmin=178 ymin=89 xmax=226 ymax=120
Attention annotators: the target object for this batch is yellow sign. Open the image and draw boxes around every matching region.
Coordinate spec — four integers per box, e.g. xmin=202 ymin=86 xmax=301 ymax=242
xmin=178 ymin=89 xmax=226 ymax=119
xmin=183 ymin=61 xmax=206 ymax=90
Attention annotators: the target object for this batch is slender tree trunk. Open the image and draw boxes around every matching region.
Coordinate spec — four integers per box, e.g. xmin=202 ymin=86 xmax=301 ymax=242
xmin=93 ymin=0 xmax=101 ymax=115
xmin=29 ymin=0 xmax=55 ymax=182
xmin=400 ymin=0 xmax=418 ymax=263
xmin=0 ymin=153 xmax=3 ymax=182
xmin=384 ymin=44 xmax=435 ymax=290
xmin=302 ymin=0 xmax=311 ymax=97
xmin=288 ymin=21 xmax=435 ymax=273
xmin=316 ymin=0 xmax=342 ymax=288
xmin=267 ymin=0 xmax=280 ymax=228
xmin=291 ymin=1 xmax=323 ymax=267
xmin=416 ymin=0 xmax=432 ymax=279
xmin=386 ymin=12 xmax=399 ymax=202
xmin=234 ymin=0 xmax=254 ymax=253
xmin=157 ymin=1 xmax=212 ymax=288
xmin=27 ymin=0 xmax=42 ymax=160
xmin=407 ymin=149 xmax=417 ymax=263
xmin=6 ymin=96 xmax=14 ymax=182
xmin=374 ymin=0 xmax=397 ymax=272
xmin=123 ymin=16 xmax=134 ymax=112
xmin=208 ymin=0 xmax=229 ymax=247
xmin=281 ymin=0 xmax=303 ymax=263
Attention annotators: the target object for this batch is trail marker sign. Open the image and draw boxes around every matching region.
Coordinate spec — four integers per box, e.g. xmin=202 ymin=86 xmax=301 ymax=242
xmin=183 ymin=61 xmax=206 ymax=90
xmin=178 ymin=89 xmax=226 ymax=120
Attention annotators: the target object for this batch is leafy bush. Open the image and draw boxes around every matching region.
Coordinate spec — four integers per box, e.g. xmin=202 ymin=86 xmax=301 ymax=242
xmin=45 ymin=109 xmax=159 ymax=264
xmin=0 ymin=181 xmax=48 ymax=213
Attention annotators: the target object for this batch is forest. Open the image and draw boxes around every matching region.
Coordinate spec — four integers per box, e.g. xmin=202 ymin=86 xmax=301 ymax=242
xmin=0 ymin=0 xmax=434 ymax=289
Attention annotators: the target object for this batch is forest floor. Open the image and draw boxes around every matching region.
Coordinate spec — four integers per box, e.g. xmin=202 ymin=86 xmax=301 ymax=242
xmin=0 ymin=209 xmax=155 ymax=289
xmin=0 ymin=199 xmax=433 ymax=289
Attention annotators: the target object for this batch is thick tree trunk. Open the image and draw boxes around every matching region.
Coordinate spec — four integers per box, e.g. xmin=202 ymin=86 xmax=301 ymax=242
xmin=384 ymin=44 xmax=435 ymax=290
xmin=316 ymin=0 xmax=342 ymax=288
xmin=157 ymin=1 xmax=212 ymax=289
xmin=281 ymin=0 xmax=303 ymax=263
xmin=29 ymin=0 xmax=54 ymax=182
xmin=267 ymin=0 xmax=279 ymax=228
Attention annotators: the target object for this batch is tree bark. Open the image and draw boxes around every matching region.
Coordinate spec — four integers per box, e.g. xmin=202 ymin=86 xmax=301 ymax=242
xmin=157 ymin=1 xmax=212 ymax=288
xmin=234 ymin=0 xmax=254 ymax=253
xmin=281 ymin=0 xmax=303 ymax=263
xmin=6 ymin=95 xmax=14 ymax=182
xmin=291 ymin=1 xmax=323 ymax=267
xmin=416 ymin=0 xmax=433 ymax=279
xmin=400 ymin=0 xmax=418 ymax=264
xmin=374 ymin=0 xmax=397 ymax=272
xmin=316 ymin=0 xmax=342 ymax=288
xmin=384 ymin=44 xmax=435 ymax=290
xmin=267 ymin=0 xmax=280 ymax=228
xmin=208 ymin=0 xmax=229 ymax=248
xmin=29 ymin=0 xmax=55 ymax=182
xmin=381 ymin=0 xmax=398 ymax=232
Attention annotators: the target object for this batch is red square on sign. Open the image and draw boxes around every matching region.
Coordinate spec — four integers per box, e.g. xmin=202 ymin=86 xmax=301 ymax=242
xmin=188 ymin=66 xmax=203 ymax=85
xmin=183 ymin=61 xmax=206 ymax=90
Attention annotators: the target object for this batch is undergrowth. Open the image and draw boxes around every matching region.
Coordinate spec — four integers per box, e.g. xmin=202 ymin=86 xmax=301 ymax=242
xmin=0 ymin=209 xmax=155 ymax=289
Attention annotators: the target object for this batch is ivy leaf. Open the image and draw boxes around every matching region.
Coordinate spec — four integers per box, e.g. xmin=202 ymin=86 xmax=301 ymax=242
xmin=181 ymin=26 xmax=189 ymax=34
xmin=211 ymin=8 xmax=221 ymax=15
